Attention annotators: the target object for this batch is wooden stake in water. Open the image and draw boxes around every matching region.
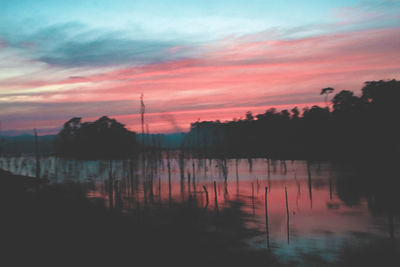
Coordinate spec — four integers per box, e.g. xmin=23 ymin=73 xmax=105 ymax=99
xmin=285 ymin=186 xmax=290 ymax=244
xmin=187 ymin=172 xmax=191 ymax=194
xmin=265 ymin=186 xmax=270 ymax=252
xmin=235 ymin=159 xmax=239 ymax=198
xmin=307 ymin=161 xmax=313 ymax=209
xmin=283 ymin=160 xmax=287 ymax=174
xmin=214 ymin=181 xmax=219 ymax=214
xmin=158 ymin=177 xmax=161 ymax=204
xmin=34 ymin=128 xmax=40 ymax=179
xmin=329 ymin=173 xmax=333 ymax=200
xmin=192 ymin=162 xmax=196 ymax=182
xmin=203 ymin=185 xmax=209 ymax=209
xmin=167 ymin=151 xmax=172 ymax=206
xmin=251 ymin=182 xmax=255 ymax=215
xmin=108 ymin=160 xmax=114 ymax=209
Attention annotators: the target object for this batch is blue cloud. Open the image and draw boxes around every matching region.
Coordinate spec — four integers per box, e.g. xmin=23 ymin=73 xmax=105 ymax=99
xmin=1 ymin=22 xmax=192 ymax=67
xmin=38 ymin=33 xmax=181 ymax=67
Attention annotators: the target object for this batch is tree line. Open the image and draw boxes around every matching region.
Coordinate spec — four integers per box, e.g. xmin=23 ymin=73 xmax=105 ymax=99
xmin=186 ymin=80 xmax=400 ymax=160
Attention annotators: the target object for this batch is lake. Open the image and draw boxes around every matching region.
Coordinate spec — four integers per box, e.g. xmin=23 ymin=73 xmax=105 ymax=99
xmin=1 ymin=155 xmax=399 ymax=266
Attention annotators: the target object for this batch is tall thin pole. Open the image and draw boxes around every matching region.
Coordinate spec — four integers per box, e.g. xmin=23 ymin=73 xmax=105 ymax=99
xmin=203 ymin=186 xmax=209 ymax=209
xmin=139 ymin=94 xmax=146 ymax=189
xmin=235 ymin=159 xmax=239 ymax=198
xmin=307 ymin=161 xmax=313 ymax=209
xmin=108 ymin=160 xmax=113 ymax=209
xmin=140 ymin=93 xmax=145 ymax=137
xmin=0 ymin=120 xmax=3 ymax=156
xmin=329 ymin=172 xmax=333 ymax=200
xmin=251 ymin=182 xmax=255 ymax=215
xmin=214 ymin=181 xmax=219 ymax=214
xmin=34 ymin=128 xmax=40 ymax=179
xmin=265 ymin=186 xmax=270 ymax=252
xmin=167 ymin=151 xmax=172 ymax=206
xmin=285 ymin=186 xmax=290 ymax=244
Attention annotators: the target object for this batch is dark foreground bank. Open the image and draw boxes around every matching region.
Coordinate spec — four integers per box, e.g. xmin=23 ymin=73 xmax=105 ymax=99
xmin=1 ymin=168 xmax=400 ymax=267
xmin=1 ymin=169 xmax=271 ymax=266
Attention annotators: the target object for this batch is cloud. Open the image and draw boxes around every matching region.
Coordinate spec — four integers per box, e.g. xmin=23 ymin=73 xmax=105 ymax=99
xmin=0 ymin=100 xmax=136 ymax=121
xmin=332 ymin=0 xmax=400 ymax=29
xmin=38 ymin=35 xmax=181 ymax=67
xmin=1 ymin=12 xmax=400 ymax=134
xmin=1 ymin=22 xmax=201 ymax=68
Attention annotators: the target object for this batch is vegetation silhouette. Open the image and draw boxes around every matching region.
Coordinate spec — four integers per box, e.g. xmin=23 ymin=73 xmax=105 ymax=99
xmin=55 ymin=116 xmax=139 ymax=159
xmin=187 ymin=79 xmax=400 ymax=160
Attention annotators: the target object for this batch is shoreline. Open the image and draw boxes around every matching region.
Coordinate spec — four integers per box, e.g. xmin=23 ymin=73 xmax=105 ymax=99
xmin=0 ymin=168 xmax=48 ymax=189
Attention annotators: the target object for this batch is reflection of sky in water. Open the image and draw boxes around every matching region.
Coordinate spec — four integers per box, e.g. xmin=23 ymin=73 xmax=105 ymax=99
xmin=1 ymin=156 xmax=398 ymax=264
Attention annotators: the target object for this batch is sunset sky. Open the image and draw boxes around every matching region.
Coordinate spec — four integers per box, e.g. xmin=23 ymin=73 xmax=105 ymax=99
xmin=1 ymin=0 xmax=400 ymax=135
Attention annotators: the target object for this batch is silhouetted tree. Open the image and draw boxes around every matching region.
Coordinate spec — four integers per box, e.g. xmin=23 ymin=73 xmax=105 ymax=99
xmin=55 ymin=116 xmax=139 ymax=159
xmin=361 ymin=79 xmax=400 ymax=107
xmin=245 ymin=111 xmax=254 ymax=121
xmin=320 ymin=87 xmax=334 ymax=106
xmin=280 ymin=110 xmax=290 ymax=120
xmin=332 ymin=90 xmax=361 ymax=113
xmin=291 ymin=107 xmax=300 ymax=119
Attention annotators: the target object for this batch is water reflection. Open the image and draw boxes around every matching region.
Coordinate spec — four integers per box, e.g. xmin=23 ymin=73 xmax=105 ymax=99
xmin=1 ymin=156 xmax=399 ymax=265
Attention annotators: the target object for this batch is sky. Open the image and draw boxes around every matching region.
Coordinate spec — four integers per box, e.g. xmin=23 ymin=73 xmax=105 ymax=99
xmin=1 ymin=0 xmax=400 ymax=135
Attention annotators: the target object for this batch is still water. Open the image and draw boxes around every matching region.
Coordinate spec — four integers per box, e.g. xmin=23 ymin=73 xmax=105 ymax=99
xmin=1 ymin=155 xmax=399 ymax=265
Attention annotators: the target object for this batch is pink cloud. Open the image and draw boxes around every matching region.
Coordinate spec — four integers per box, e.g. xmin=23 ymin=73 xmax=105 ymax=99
xmin=2 ymin=27 xmax=400 ymax=133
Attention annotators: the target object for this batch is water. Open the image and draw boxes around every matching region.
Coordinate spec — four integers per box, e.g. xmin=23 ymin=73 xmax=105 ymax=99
xmin=1 ymin=155 xmax=399 ymax=265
